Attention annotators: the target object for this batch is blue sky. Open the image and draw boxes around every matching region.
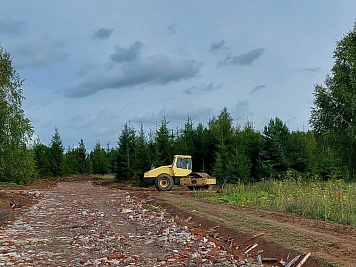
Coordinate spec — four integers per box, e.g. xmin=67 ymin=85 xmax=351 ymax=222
xmin=1 ymin=1 xmax=355 ymax=150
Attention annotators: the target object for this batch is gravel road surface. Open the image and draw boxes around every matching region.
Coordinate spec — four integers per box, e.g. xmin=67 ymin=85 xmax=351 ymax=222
xmin=0 ymin=182 xmax=259 ymax=267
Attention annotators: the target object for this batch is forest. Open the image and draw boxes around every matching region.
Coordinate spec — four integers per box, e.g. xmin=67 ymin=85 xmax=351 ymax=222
xmin=1 ymin=22 xmax=356 ymax=186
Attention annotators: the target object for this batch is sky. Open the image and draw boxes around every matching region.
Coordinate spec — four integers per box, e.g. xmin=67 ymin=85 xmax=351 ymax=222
xmin=1 ymin=1 xmax=356 ymax=150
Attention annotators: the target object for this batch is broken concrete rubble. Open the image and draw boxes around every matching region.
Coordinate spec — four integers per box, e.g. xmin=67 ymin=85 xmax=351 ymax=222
xmin=0 ymin=182 xmax=310 ymax=266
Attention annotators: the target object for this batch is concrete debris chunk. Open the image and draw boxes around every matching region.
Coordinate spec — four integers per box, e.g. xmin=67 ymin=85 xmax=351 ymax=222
xmin=0 ymin=181 xmax=312 ymax=267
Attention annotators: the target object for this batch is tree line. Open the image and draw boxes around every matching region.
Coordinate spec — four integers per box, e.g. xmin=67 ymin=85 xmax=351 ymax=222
xmin=1 ymin=21 xmax=356 ymax=184
xmin=27 ymin=112 xmax=342 ymax=185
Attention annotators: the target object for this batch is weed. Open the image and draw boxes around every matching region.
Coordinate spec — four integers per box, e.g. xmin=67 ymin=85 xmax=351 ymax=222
xmin=198 ymin=179 xmax=356 ymax=226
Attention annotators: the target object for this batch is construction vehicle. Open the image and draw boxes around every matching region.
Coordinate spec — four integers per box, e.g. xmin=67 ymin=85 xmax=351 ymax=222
xmin=143 ymin=155 xmax=216 ymax=191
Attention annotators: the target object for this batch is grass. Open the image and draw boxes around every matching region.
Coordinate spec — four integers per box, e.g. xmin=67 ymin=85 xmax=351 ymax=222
xmin=196 ymin=179 xmax=356 ymax=226
xmin=0 ymin=182 xmax=25 ymax=189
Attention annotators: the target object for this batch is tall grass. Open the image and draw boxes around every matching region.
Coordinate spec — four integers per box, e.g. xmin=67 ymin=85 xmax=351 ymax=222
xmin=200 ymin=179 xmax=356 ymax=226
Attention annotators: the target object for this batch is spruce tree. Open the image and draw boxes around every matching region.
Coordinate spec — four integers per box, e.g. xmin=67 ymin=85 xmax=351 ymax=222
xmin=90 ymin=141 xmax=109 ymax=174
xmin=49 ymin=128 xmax=64 ymax=177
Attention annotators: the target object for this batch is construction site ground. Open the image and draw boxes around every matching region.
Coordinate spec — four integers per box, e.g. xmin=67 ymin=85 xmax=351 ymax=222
xmin=0 ymin=176 xmax=355 ymax=266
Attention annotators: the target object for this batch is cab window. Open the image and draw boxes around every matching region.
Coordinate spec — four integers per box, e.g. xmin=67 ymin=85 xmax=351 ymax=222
xmin=176 ymin=157 xmax=188 ymax=169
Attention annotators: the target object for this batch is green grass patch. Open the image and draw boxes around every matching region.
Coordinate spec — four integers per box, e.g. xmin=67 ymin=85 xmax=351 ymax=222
xmin=0 ymin=182 xmax=25 ymax=189
xmin=197 ymin=179 xmax=356 ymax=226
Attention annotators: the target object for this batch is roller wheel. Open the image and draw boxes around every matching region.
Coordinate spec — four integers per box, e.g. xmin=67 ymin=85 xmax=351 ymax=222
xmin=155 ymin=174 xmax=174 ymax=191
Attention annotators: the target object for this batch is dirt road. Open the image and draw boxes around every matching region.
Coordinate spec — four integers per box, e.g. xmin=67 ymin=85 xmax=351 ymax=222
xmin=0 ymin=182 xmax=262 ymax=266
xmin=1 ymin=180 xmax=355 ymax=266
xmin=140 ymin=190 xmax=356 ymax=267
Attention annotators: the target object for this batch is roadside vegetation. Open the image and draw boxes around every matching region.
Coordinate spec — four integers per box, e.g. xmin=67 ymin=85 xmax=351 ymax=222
xmin=197 ymin=178 xmax=356 ymax=226
xmin=1 ymin=22 xmax=356 ymax=227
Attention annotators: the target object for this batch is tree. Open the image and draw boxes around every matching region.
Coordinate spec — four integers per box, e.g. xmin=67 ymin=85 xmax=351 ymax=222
xmin=0 ymin=45 xmax=36 ymax=183
xmin=63 ymin=146 xmax=77 ymax=175
xmin=115 ymin=123 xmax=136 ymax=181
xmin=310 ymin=22 xmax=356 ymax=180
xmin=106 ymin=144 xmax=118 ymax=174
xmin=210 ymin=108 xmax=235 ymax=183
xmin=132 ymin=124 xmax=150 ymax=185
xmin=90 ymin=141 xmax=109 ymax=174
xmin=49 ymin=128 xmax=64 ymax=177
xmin=226 ymin=121 xmax=262 ymax=183
xmin=155 ymin=115 xmax=173 ymax=166
xmin=259 ymin=117 xmax=290 ymax=178
xmin=75 ymin=139 xmax=90 ymax=174
xmin=33 ymin=142 xmax=51 ymax=178
xmin=196 ymin=122 xmax=214 ymax=173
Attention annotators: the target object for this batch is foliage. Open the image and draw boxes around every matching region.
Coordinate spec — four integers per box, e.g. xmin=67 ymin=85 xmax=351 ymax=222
xmin=310 ymin=22 xmax=356 ymax=180
xmin=132 ymin=124 xmax=150 ymax=186
xmin=90 ymin=141 xmax=109 ymax=175
xmin=210 ymin=108 xmax=235 ymax=183
xmin=200 ymin=179 xmax=356 ymax=226
xmin=0 ymin=45 xmax=36 ymax=184
xmin=48 ymin=128 xmax=64 ymax=177
xmin=115 ymin=123 xmax=136 ymax=181
xmin=32 ymin=142 xmax=51 ymax=178
xmin=154 ymin=115 xmax=173 ymax=166
xmin=30 ymin=107 xmax=344 ymax=185
xmin=63 ymin=139 xmax=92 ymax=175
xmin=259 ymin=117 xmax=290 ymax=178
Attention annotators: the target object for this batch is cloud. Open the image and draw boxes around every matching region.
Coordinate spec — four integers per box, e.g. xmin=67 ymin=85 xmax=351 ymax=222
xmin=185 ymin=82 xmax=224 ymax=95
xmin=300 ymin=67 xmax=321 ymax=75
xmin=110 ymin=41 xmax=143 ymax=63
xmin=249 ymin=85 xmax=266 ymax=95
xmin=65 ymin=54 xmax=202 ymax=97
xmin=209 ymin=40 xmax=227 ymax=53
xmin=93 ymin=28 xmax=114 ymax=40
xmin=233 ymin=101 xmax=252 ymax=121
xmin=13 ymin=36 xmax=68 ymax=69
xmin=0 ymin=18 xmax=26 ymax=36
xmin=167 ymin=23 xmax=177 ymax=35
xmin=218 ymin=48 xmax=265 ymax=67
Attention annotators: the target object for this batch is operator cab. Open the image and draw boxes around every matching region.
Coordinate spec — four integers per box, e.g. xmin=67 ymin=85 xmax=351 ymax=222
xmin=172 ymin=155 xmax=192 ymax=177
xmin=174 ymin=156 xmax=192 ymax=170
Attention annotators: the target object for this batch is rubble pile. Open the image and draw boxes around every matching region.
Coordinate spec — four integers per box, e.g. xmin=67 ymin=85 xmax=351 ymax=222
xmin=0 ymin=182 xmax=310 ymax=266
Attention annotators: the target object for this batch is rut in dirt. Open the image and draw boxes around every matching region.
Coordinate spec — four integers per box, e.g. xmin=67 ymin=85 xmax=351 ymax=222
xmin=145 ymin=190 xmax=356 ymax=267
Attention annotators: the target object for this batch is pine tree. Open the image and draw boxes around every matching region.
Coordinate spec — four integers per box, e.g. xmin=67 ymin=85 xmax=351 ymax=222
xmin=210 ymin=108 xmax=235 ymax=183
xmin=90 ymin=141 xmax=109 ymax=174
xmin=132 ymin=124 xmax=150 ymax=185
xmin=238 ymin=121 xmax=261 ymax=181
xmin=116 ymin=123 xmax=136 ymax=181
xmin=75 ymin=139 xmax=89 ymax=174
xmin=32 ymin=142 xmax=52 ymax=178
xmin=155 ymin=115 xmax=173 ymax=165
xmin=259 ymin=117 xmax=290 ymax=179
xmin=49 ymin=128 xmax=64 ymax=177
